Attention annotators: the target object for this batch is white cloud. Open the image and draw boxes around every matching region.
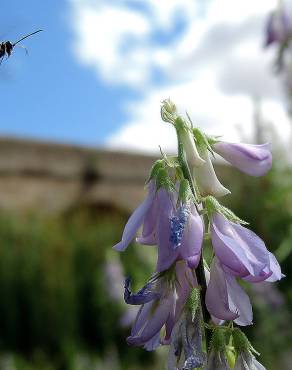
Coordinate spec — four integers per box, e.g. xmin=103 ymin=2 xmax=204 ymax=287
xmin=70 ymin=1 xmax=151 ymax=86
xmin=68 ymin=0 xmax=291 ymax=153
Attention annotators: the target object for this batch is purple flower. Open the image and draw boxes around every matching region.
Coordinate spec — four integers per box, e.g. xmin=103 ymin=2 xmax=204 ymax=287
xmin=213 ymin=142 xmax=272 ymax=177
xmin=167 ymin=306 xmax=205 ymax=370
xmin=210 ymin=213 xmax=281 ymax=281
xmin=170 ymin=206 xmax=190 ymax=249
xmin=114 ymin=179 xmax=204 ymax=272
xmin=126 ymin=261 xmax=198 ymax=350
xmin=124 ymin=276 xmax=160 ymax=305
xmin=234 ymin=351 xmax=266 ymax=370
xmin=113 ymin=180 xmax=156 ymax=251
xmin=126 ymin=279 xmax=176 ymax=350
xmin=204 ymin=349 xmax=230 ymax=370
xmin=265 ymin=7 xmax=292 ymax=47
xmin=155 ymin=192 xmax=204 ymax=272
xmin=206 ymin=258 xmax=253 ymax=326
xmin=136 ymin=188 xmax=159 ymax=245
xmin=173 ymin=261 xmax=198 ymax=324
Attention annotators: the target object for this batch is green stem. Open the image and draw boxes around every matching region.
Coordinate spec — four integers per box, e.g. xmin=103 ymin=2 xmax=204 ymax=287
xmin=177 ymin=135 xmax=211 ymax=350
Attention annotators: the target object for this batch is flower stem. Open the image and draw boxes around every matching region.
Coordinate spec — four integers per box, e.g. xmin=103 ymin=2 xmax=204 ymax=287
xmin=177 ymin=136 xmax=212 ymax=350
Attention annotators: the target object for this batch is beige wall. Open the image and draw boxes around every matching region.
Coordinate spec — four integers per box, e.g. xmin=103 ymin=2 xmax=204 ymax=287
xmin=0 ymin=137 xmax=157 ymax=213
xmin=0 ymin=137 xmax=238 ymax=214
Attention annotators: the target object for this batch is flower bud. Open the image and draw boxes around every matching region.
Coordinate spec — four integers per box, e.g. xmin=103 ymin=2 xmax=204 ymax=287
xmin=193 ymin=150 xmax=230 ymax=198
xmin=161 ymin=98 xmax=178 ymax=124
xmin=175 ymin=117 xmax=205 ymax=167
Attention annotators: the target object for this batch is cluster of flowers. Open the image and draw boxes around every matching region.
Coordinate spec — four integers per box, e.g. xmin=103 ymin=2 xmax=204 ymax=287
xmin=265 ymin=1 xmax=292 ymax=97
xmin=113 ymin=99 xmax=283 ymax=369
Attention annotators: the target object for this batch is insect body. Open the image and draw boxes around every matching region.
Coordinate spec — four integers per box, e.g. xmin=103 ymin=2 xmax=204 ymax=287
xmin=0 ymin=29 xmax=43 ymax=64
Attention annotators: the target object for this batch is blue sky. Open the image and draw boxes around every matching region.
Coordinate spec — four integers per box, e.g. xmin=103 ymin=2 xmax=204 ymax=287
xmin=0 ymin=0 xmax=134 ymax=146
xmin=0 ymin=0 xmax=290 ymax=152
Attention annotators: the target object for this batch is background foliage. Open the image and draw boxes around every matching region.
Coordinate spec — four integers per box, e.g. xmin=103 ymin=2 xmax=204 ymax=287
xmin=0 ymin=162 xmax=291 ymax=370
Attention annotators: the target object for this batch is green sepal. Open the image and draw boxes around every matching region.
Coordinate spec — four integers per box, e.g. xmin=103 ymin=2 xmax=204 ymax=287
xmin=187 ymin=287 xmax=201 ymax=321
xmin=206 ymin=135 xmax=223 ymax=146
xmin=210 ymin=328 xmax=227 ymax=353
xmin=205 ymin=196 xmax=248 ymax=225
xmin=165 ymin=156 xmax=180 ymax=168
xmin=146 ymin=159 xmax=166 ymax=183
xmin=156 ymin=167 xmax=174 ymax=192
xmin=193 ymin=127 xmax=214 ymax=156
xmin=178 ymin=179 xmax=192 ymax=204
xmin=174 ymin=116 xmax=187 ymax=132
xmin=232 ymin=328 xmax=260 ymax=356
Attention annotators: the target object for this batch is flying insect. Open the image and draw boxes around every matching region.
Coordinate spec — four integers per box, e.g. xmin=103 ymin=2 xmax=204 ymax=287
xmin=0 ymin=29 xmax=43 ymax=64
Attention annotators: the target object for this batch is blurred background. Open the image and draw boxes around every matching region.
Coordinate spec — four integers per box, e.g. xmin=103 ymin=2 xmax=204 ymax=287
xmin=0 ymin=0 xmax=292 ymax=369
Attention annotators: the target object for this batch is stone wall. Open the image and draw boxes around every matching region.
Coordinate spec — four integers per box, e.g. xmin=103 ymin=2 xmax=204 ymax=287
xmin=0 ymin=137 xmax=240 ymax=214
xmin=0 ymin=137 xmax=157 ymax=213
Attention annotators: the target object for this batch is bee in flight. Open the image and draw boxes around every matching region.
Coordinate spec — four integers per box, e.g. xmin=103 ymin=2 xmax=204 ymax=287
xmin=0 ymin=29 xmax=43 ymax=64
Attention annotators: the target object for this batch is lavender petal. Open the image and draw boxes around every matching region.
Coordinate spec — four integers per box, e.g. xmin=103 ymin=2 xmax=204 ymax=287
xmin=113 ymin=181 xmax=156 ymax=251
xmin=124 ymin=277 xmax=160 ymax=305
xmin=211 ymin=213 xmax=270 ymax=277
xmin=127 ymin=293 xmax=174 ymax=346
xmin=156 ymin=189 xmax=179 ymax=272
xmin=213 ymin=142 xmax=272 ymax=177
xmin=179 ymin=205 xmax=204 ymax=268
xmin=225 ymin=273 xmax=253 ymax=326
xmin=206 ymin=258 xmax=239 ymax=321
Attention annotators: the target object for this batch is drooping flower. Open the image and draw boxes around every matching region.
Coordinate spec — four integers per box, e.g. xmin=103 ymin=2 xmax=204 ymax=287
xmin=204 ymin=329 xmax=231 ymax=370
xmin=213 ymin=142 xmax=272 ymax=177
xmin=233 ymin=329 xmax=266 ymax=370
xmin=234 ymin=351 xmax=266 ymax=370
xmin=169 ymin=206 xmax=190 ymax=249
xmin=114 ymin=175 xmax=204 ymax=273
xmin=204 ymin=349 xmax=231 ymax=370
xmin=210 ymin=213 xmax=282 ymax=281
xmin=265 ymin=6 xmax=292 ymax=47
xmin=167 ymin=304 xmax=205 ymax=370
xmin=126 ymin=261 xmax=198 ymax=351
xmin=206 ymin=258 xmax=253 ymax=326
xmin=167 ymin=263 xmax=205 ymax=370
xmin=125 ymin=272 xmax=176 ymax=350
xmin=192 ymin=150 xmax=230 ymax=198
xmin=113 ymin=180 xmax=157 ymax=251
xmin=155 ymin=192 xmax=204 ymax=272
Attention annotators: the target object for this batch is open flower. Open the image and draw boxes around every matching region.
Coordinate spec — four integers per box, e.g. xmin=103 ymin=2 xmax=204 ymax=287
xmin=206 ymin=258 xmax=253 ymax=326
xmin=125 ymin=273 xmax=176 ymax=350
xmin=114 ymin=177 xmax=204 ymax=273
xmin=155 ymin=191 xmax=204 ymax=272
xmin=126 ymin=261 xmax=197 ymax=351
xmin=210 ymin=213 xmax=281 ymax=281
xmin=213 ymin=142 xmax=272 ymax=177
xmin=113 ymin=180 xmax=157 ymax=251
